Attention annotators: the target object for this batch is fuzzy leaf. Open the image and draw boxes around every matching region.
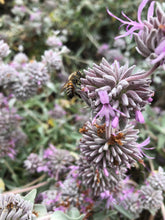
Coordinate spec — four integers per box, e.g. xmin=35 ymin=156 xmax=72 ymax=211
xmin=24 ymin=189 xmax=37 ymax=203
xmin=114 ymin=205 xmax=134 ymax=220
xmin=33 ymin=204 xmax=47 ymax=217
xmin=51 ymin=208 xmax=85 ymax=220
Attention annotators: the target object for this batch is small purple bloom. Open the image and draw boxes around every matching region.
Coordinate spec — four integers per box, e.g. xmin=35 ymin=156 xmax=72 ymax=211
xmin=92 ymin=90 xmax=124 ymax=127
xmin=137 ymin=137 xmax=155 ymax=159
xmin=135 ymin=110 xmax=145 ymax=123
xmin=107 ymin=0 xmax=150 ymax=39
xmin=152 ymin=39 xmax=165 ymax=65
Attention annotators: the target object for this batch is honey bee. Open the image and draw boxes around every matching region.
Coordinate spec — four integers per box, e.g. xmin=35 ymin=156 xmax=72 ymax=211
xmin=61 ymin=71 xmax=82 ymax=99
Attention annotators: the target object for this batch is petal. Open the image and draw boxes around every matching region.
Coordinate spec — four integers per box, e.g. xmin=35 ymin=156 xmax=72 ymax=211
xmin=155 ymin=39 xmax=165 ymax=55
xmin=152 ymin=52 xmax=165 ymax=65
xmin=98 ymin=90 xmax=109 ymax=104
xmin=107 ymin=8 xmax=130 ymax=25
xmin=112 ymin=116 xmax=119 ymax=128
xmin=137 ymin=137 xmax=150 ymax=148
xmin=147 ymin=1 xmax=155 ymax=20
xmin=135 ymin=110 xmax=145 ymax=123
xmin=138 ymin=0 xmax=149 ymax=23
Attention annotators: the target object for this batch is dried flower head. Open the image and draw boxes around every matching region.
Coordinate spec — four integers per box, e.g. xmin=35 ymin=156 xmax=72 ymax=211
xmin=0 ymin=193 xmax=33 ymax=220
xmin=81 ymin=58 xmax=152 ymax=127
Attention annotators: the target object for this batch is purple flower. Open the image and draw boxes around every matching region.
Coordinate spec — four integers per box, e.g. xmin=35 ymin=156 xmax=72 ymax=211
xmin=78 ymin=157 xmax=126 ymax=197
xmin=152 ymin=39 xmax=165 ymax=65
xmin=0 ymin=193 xmax=33 ymax=219
xmin=107 ymin=0 xmax=152 ymax=39
xmin=0 ymin=40 xmax=10 ymax=58
xmin=137 ymin=137 xmax=154 ymax=159
xmin=79 ymin=119 xmax=145 ymax=169
xmin=139 ymin=184 xmax=163 ymax=214
xmin=147 ymin=167 xmax=165 ymax=191
xmin=100 ymin=190 xmax=117 ymax=208
xmin=81 ymin=58 xmax=153 ymax=127
xmin=135 ymin=110 xmax=145 ymax=123
xmin=92 ymin=90 xmax=116 ymax=127
xmin=24 ymin=153 xmax=43 ymax=174
xmin=42 ymin=144 xmax=75 ymax=180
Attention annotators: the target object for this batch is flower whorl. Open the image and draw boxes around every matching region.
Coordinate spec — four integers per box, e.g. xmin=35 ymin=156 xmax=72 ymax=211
xmin=79 ymin=119 xmax=142 ymax=168
xmin=0 ymin=193 xmax=33 ymax=220
xmin=11 ymin=74 xmax=38 ymax=100
xmin=24 ymin=61 xmax=49 ymax=86
xmin=147 ymin=167 xmax=165 ymax=191
xmin=139 ymin=185 xmax=163 ymax=214
xmin=0 ymin=64 xmax=18 ymax=88
xmin=81 ymin=58 xmax=153 ymax=126
xmin=24 ymin=153 xmax=43 ymax=174
xmin=0 ymin=40 xmax=10 ymax=59
xmin=78 ymin=157 xmax=126 ymax=197
xmin=120 ymin=192 xmax=143 ymax=219
xmin=41 ymin=145 xmax=75 ymax=179
xmin=134 ymin=3 xmax=165 ymax=65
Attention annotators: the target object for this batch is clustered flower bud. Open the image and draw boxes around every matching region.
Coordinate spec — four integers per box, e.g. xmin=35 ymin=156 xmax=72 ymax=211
xmin=40 ymin=189 xmax=59 ymax=211
xmin=119 ymin=192 xmax=143 ymax=219
xmin=60 ymin=177 xmax=83 ymax=206
xmin=134 ymin=3 xmax=165 ymax=65
xmin=0 ymin=64 xmax=18 ymax=88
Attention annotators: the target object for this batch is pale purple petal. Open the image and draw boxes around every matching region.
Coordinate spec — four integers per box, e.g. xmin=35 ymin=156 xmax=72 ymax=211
xmin=155 ymin=39 xmax=165 ymax=55
xmin=135 ymin=110 xmax=145 ymax=123
xmin=152 ymin=52 xmax=165 ymax=64
xmin=138 ymin=0 xmax=149 ymax=23
xmin=107 ymin=9 xmax=129 ymax=25
xmin=147 ymin=1 xmax=155 ymax=20
xmin=112 ymin=116 xmax=119 ymax=128
xmin=104 ymin=168 xmax=109 ymax=176
xmin=98 ymin=90 xmax=109 ymax=104
xmin=137 ymin=137 xmax=150 ymax=148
